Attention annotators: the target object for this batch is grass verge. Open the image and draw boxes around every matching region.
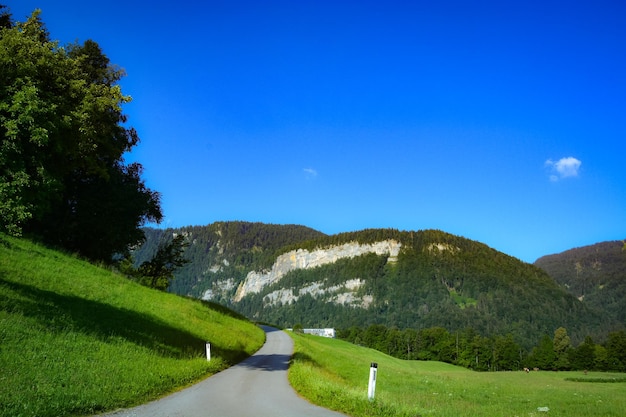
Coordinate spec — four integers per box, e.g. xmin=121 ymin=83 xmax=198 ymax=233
xmin=0 ymin=234 xmax=265 ymax=417
xmin=288 ymin=332 xmax=626 ymax=417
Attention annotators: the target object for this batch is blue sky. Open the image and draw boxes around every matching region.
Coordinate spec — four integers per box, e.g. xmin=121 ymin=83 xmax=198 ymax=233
xmin=10 ymin=1 xmax=626 ymax=263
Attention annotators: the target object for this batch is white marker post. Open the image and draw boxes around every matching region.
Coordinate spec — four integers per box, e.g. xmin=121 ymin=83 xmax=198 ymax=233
xmin=368 ymin=362 xmax=378 ymax=401
xmin=205 ymin=342 xmax=211 ymax=361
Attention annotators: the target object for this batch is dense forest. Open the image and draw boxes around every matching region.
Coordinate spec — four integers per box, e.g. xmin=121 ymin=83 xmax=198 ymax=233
xmin=337 ymin=324 xmax=626 ymax=372
xmin=535 ymin=240 xmax=626 ymax=327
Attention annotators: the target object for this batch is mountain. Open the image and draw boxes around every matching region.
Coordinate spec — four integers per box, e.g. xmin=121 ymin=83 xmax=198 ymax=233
xmin=535 ymin=240 xmax=626 ymax=328
xmin=134 ymin=222 xmax=618 ymax=349
xmin=132 ymin=222 xmax=326 ymax=298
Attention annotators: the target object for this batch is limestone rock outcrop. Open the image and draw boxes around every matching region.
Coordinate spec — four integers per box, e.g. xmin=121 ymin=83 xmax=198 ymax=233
xmin=233 ymin=240 xmax=401 ymax=301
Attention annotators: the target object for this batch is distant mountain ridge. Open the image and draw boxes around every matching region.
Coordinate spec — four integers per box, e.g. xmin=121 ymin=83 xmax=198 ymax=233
xmin=134 ymin=222 xmax=621 ymax=349
xmin=535 ymin=240 xmax=626 ymax=327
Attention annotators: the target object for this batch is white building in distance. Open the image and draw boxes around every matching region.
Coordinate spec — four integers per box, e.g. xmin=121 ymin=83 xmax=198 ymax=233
xmin=287 ymin=328 xmax=336 ymax=338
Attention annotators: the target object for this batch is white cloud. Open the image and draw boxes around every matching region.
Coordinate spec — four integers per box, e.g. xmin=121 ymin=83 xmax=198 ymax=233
xmin=303 ymin=168 xmax=318 ymax=179
xmin=545 ymin=157 xmax=581 ymax=181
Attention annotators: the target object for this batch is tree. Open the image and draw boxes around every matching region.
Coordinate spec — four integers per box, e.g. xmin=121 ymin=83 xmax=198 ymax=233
xmin=605 ymin=330 xmax=626 ymax=372
xmin=553 ymin=327 xmax=572 ymax=370
xmin=418 ymin=327 xmax=454 ymax=362
xmin=363 ymin=324 xmax=388 ymax=353
xmin=492 ymin=334 xmax=521 ymax=371
xmin=0 ymin=10 xmax=161 ymax=261
xmin=569 ymin=336 xmax=595 ymax=370
xmin=0 ymin=10 xmax=59 ymax=234
xmin=0 ymin=5 xmax=11 ymax=29
xmin=134 ymin=234 xmax=189 ymax=291
xmin=593 ymin=344 xmax=609 ymax=371
xmin=528 ymin=335 xmax=556 ymax=370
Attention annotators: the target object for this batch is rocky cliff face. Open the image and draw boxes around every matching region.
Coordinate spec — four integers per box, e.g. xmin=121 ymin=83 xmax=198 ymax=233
xmin=232 ymin=240 xmax=401 ymax=302
xmin=262 ymin=278 xmax=373 ymax=308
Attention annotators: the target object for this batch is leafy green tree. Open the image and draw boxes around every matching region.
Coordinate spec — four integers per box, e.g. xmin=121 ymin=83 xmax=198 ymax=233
xmin=553 ymin=327 xmax=572 ymax=370
xmin=568 ymin=336 xmax=595 ymax=370
xmin=492 ymin=334 xmax=521 ymax=371
xmin=363 ymin=324 xmax=388 ymax=352
xmin=469 ymin=333 xmax=493 ymax=371
xmin=384 ymin=327 xmax=404 ymax=357
xmin=0 ymin=10 xmax=161 ymax=260
xmin=455 ymin=328 xmax=482 ymax=369
xmin=528 ymin=335 xmax=556 ymax=370
xmin=134 ymin=234 xmax=189 ymax=291
xmin=593 ymin=344 xmax=609 ymax=371
xmin=605 ymin=330 xmax=626 ymax=372
xmin=418 ymin=327 xmax=454 ymax=361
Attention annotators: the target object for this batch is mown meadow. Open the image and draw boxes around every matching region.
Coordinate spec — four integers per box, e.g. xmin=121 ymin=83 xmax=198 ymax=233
xmin=0 ymin=234 xmax=265 ymax=417
xmin=289 ymin=332 xmax=626 ymax=417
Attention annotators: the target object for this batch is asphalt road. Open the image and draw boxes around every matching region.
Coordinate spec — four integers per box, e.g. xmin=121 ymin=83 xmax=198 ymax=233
xmin=96 ymin=326 xmax=345 ymax=417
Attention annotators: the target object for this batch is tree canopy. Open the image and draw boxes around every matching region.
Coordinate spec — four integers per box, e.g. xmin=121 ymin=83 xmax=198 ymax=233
xmin=339 ymin=324 xmax=626 ymax=372
xmin=0 ymin=5 xmax=11 ymax=29
xmin=0 ymin=8 xmax=161 ymax=261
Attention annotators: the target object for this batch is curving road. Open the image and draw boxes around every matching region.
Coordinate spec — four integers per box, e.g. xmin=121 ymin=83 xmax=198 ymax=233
xmin=97 ymin=326 xmax=345 ymax=417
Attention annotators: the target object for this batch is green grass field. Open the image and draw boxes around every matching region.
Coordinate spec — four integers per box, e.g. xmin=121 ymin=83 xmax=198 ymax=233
xmin=3 ymin=233 xmax=625 ymax=417
xmin=289 ymin=333 xmax=626 ymax=417
xmin=0 ymin=234 xmax=265 ymax=417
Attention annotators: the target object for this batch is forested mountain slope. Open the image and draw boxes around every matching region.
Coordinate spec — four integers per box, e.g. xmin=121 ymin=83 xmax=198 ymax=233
xmin=135 ymin=223 xmax=617 ymax=349
xmin=133 ymin=222 xmax=326 ymax=299
xmin=535 ymin=240 xmax=626 ymax=327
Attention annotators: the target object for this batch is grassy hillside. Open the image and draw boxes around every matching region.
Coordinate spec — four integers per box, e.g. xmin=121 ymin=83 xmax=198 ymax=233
xmin=0 ymin=234 xmax=265 ymax=417
xmin=289 ymin=333 xmax=626 ymax=417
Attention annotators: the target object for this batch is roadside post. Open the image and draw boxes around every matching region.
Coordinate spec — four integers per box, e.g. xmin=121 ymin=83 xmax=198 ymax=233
xmin=206 ymin=342 xmax=211 ymax=361
xmin=368 ymin=362 xmax=378 ymax=401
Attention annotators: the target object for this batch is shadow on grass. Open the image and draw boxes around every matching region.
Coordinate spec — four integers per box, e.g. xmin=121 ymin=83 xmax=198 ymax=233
xmin=199 ymin=299 xmax=248 ymax=321
xmin=565 ymin=377 xmax=626 ymax=383
xmin=291 ymin=351 xmax=321 ymax=368
xmin=0 ymin=277 xmax=245 ymax=362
